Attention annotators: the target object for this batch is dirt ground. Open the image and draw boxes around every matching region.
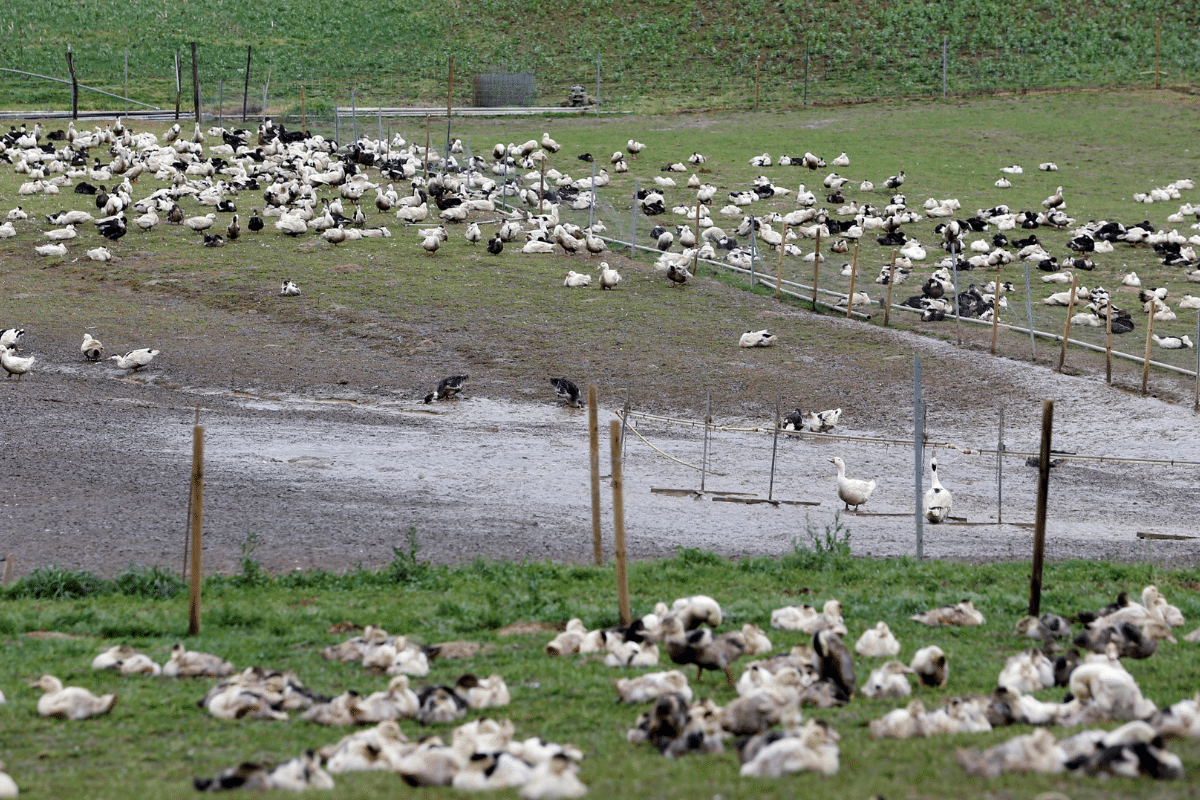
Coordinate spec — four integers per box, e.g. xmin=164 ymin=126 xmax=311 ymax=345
xmin=3 ymin=270 xmax=1199 ymax=582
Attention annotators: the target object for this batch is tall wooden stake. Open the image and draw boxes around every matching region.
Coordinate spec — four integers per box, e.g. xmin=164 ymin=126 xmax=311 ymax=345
xmin=1105 ymin=295 xmax=1115 ymax=384
xmin=883 ymin=249 xmax=897 ymax=326
xmin=188 ymin=419 xmax=205 ymax=635
xmin=66 ymin=47 xmax=78 ymax=120
xmin=609 ymin=420 xmax=631 ymax=625
xmin=241 ymin=46 xmax=251 ymax=122
xmin=1056 ymin=275 xmax=1078 ymax=373
xmin=587 ymin=386 xmax=603 ymax=566
xmin=1142 ymin=304 xmax=1156 ymax=395
xmin=539 ymin=156 xmax=546 ymax=216
xmin=300 ymin=85 xmax=307 ymax=132
xmin=691 ymin=203 xmax=703 ymax=276
xmin=1 ymin=554 xmax=12 ymax=585
xmin=1029 ymin=400 xmax=1054 ymax=617
xmin=1155 ymin=18 xmax=1162 ymax=90
xmin=423 ymin=115 xmax=431 ymax=181
xmin=810 ymin=231 xmax=821 ymax=310
xmin=191 ymin=42 xmax=201 ymax=124
xmin=845 ymin=243 xmax=859 ymax=318
xmin=174 ymin=51 xmax=181 ymax=121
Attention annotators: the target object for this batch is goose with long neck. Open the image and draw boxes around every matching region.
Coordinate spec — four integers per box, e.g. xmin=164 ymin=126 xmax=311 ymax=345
xmin=923 ymin=457 xmax=953 ymax=523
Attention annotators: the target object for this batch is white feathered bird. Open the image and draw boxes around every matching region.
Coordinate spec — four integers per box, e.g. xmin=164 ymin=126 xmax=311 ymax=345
xmin=922 ymin=456 xmax=953 ymax=523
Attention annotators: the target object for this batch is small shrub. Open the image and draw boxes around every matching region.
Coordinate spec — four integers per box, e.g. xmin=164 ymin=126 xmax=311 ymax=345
xmin=781 ymin=514 xmax=852 ymax=569
xmin=9 ymin=566 xmax=112 ymax=600
xmin=231 ymin=529 xmax=268 ymax=588
xmin=113 ymin=564 xmax=185 ymax=600
xmin=387 ymin=527 xmax=431 ymax=585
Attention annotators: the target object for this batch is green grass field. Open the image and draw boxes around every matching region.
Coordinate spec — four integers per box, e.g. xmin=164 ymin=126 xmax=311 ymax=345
xmin=1 ymin=545 xmax=1199 ymax=799
xmin=1 ymin=0 xmax=1197 ymax=111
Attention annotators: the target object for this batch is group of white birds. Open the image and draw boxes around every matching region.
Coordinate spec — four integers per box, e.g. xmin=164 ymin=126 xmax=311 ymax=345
xmin=535 ymin=585 xmax=1197 ymax=781
xmin=6 ymin=631 xmax=585 ymax=798
xmin=0 ymin=327 xmax=159 ymax=382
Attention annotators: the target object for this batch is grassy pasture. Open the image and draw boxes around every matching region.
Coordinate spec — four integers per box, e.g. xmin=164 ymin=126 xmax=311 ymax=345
xmin=0 ymin=0 xmax=1197 ymax=112
xmin=1 ymin=548 xmax=1199 ymax=798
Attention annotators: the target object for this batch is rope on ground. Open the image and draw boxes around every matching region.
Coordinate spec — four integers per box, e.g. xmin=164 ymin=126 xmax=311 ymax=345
xmin=619 ymin=410 xmax=1200 ymax=469
xmin=620 ymin=415 xmax=727 ymax=476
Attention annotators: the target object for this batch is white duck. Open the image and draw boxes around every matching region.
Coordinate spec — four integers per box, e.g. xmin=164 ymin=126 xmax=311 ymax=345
xmin=32 ymin=674 xmax=118 ymax=719
xmin=598 ymin=262 xmax=621 ymax=289
xmin=922 ymin=456 xmax=953 ymax=523
xmin=563 ymin=270 xmax=591 ymax=287
xmin=86 ymin=246 xmax=113 ymax=261
xmin=739 ymin=329 xmax=776 ymax=348
xmin=1 ymin=348 xmax=35 ymax=380
xmin=109 ymin=348 xmax=159 ymax=371
xmin=829 ymin=456 xmax=876 ymax=511
xmin=35 ymin=242 xmax=68 ymax=257
xmin=81 ymin=333 xmax=104 ymax=361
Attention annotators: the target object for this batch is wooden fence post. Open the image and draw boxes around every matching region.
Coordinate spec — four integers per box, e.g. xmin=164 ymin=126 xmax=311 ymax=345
xmin=810 ymin=231 xmax=821 ymax=310
xmin=1105 ymin=296 xmax=1114 ymax=384
xmin=1029 ymin=400 xmax=1054 ymax=616
xmin=65 ymin=48 xmax=78 ymax=121
xmin=242 ymin=46 xmax=252 ymax=122
xmin=191 ymin=42 xmax=201 ymax=124
xmin=845 ymin=243 xmax=859 ymax=318
xmin=883 ymin=249 xmax=897 ymax=326
xmin=609 ymin=420 xmax=631 ymax=625
xmin=1142 ymin=304 xmax=1157 ymax=395
xmin=1057 ymin=275 xmax=1078 ymax=373
xmin=588 ymin=386 xmax=603 ymax=566
xmin=188 ymin=418 xmax=205 ymax=636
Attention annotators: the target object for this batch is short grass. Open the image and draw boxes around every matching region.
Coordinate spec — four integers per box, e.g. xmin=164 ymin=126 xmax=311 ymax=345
xmin=2 ymin=540 xmax=1199 ymax=799
xmin=1 ymin=0 xmax=1197 ymax=112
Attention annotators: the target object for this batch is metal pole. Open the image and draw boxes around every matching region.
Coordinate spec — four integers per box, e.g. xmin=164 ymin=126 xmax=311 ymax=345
xmin=589 ymin=160 xmax=596 ymax=231
xmin=631 ymin=179 xmax=639 ymax=261
xmin=1142 ymin=305 xmax=1156 ymax=396
xmin=748 ymin=217 xmax=758 ymax=288
xmin=301 ymin=86 xmax=307 ymax=132
xmin=883 ymin=249 xmax=897 ymax=326
xmin=378 ymin=108 xmax=382 ymax=143
xmin=997 ymin=404 xmax=1004 ymax=524
xmin=609 ymin=421 xmax=631 ymax=626
xmin=700 ymin=391 xmax=711 ymax=494
xmin=845 ymin=242 xmax=859 ymax=318
xmin=1029 ymin=400 xmax=1054 ymax=617
xmin=351 ymin=89 xmax=358 ymax=141
xmin=913 ymin=356 xmax=924 ymax=560
xmin=776 ymin=225 xmax=786 ymax=298
xmin=1024 ymin=262 xmax=1036 ymax=361
xmin=990 ymin=281 xmax=1002 ymax=353
xmin=1195 ymin=312 xmax=1199 ymax=412
xmin=588 ymin=386 xmax=603 ymax=566
xmin=951 ymin=244 xmax=962 ymax=345
xmin=1106 ymin=295 xmax=1114 ymax=384
xmin=596 ymin=52 xmax=601 ymax=118
xmin=262 ymin=83 xmax=267 ymax=122
xmin=188 ymin=421 xmax=205 ymax=635
xmin=124 ymin=48 xmax=129 ymax=115
xmin=445 ymin=53 xmax=454 ymax=169
xmin=174 ymin=52 xmax=181 ymax=121
xmin=691 ymin=204 xmax=702 ymax=276
xmin=811 ymin=231 xmax=821 ymax=310
xmin=218 ymin=80 xmax=223 ymax=125
xmin=242 ymin=46 xmax=251 ymax=122
xmin=755 ymin=55 xmax=761 ymax=109
xmin=1155 ymin=18 xmax=1161 ymax=90
xmin=768 ymin=394 xmax=781 ymax=502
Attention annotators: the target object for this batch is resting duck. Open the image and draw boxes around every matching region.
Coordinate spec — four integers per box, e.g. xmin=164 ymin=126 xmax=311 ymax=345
xmin=32 ymin=674 xmax=118 ymax=719
xmin=739 ymin=329 xmax=776 ymax=348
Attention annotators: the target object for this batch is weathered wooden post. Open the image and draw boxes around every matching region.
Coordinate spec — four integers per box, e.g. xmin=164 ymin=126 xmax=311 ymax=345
xmin=609 ymin=420 xmax=631 ymax=625
xmin=883 ymin=249 xmax=897 ymax=326
xmin=1029 ymin=400 xmax=1054 ymax=616
xmin=1057 ymin=275 xmax=1078 ymax=373
xmin=1142 ymin=304 xmax=1157 ymax=396
xmin=845 ymin=243 xmax=859 ymax=318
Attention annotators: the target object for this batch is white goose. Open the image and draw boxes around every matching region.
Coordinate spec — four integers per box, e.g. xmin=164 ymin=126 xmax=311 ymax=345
xmin=829 ymin=456 xmax=876 ymax=511
xmin=739 ymin=330 xmax=776 ymax=348
xmin=922 ymin=456 xmax=953 ymax=523
xmin=109 ymin=348 xmax=160 ymax=371
xmin=598 ymin=262 xmax=621 ymax=290
xmin=1 ymin=348 xmax=35 ymax=380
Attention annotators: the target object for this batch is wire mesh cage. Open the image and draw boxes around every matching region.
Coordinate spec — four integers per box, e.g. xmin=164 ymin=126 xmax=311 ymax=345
xmin=472 ymin=72 xmax=536 ymax=107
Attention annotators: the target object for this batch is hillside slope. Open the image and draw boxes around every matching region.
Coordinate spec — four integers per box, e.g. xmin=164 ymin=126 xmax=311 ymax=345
xmin=1 ymin=0 xmax=1196 ymax=111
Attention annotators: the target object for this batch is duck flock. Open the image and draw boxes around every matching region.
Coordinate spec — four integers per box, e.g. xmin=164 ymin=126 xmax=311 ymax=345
xmin=3 ymin=115 xmax=1200 ymax=397
xmin=1 ymin=583 xmax=1199 ymax=794
xmin=541 ymin=587 xmax=1199 ymax=782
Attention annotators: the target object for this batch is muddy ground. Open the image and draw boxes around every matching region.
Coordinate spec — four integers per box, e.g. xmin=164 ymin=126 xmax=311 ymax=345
xmin=2 ymin=268 xmax=1199 ymax=582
